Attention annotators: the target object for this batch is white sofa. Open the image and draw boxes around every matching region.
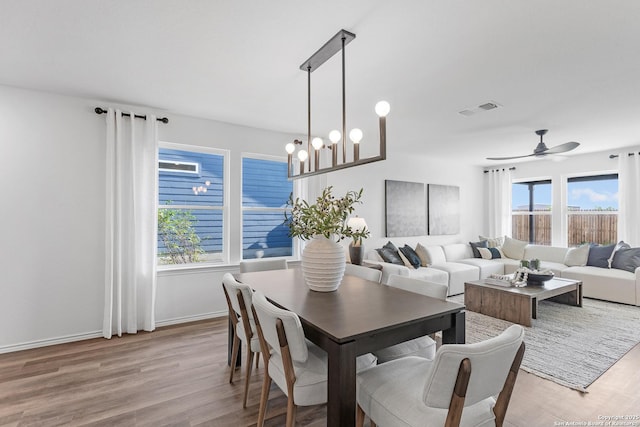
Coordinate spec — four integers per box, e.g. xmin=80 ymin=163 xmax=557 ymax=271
xmin=367 ymin=242 xmax=640 ymax=305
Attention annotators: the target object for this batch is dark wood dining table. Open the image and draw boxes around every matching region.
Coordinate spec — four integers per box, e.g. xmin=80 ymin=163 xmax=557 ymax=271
xmin=233 ymin=268 xmax=466 ymax=427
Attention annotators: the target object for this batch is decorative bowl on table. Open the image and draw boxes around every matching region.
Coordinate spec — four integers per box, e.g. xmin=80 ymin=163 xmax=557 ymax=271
xmin=526 ymin=272 xmax=554 ymax=285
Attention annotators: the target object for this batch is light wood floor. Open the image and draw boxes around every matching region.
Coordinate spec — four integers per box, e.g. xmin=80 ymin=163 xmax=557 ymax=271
xmin=1 ymin=317 xmax=639 ymax=426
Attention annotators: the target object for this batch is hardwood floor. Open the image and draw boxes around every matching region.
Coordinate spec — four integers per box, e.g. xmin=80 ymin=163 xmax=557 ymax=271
xmin=1 ymin=317 xmax=639 ymax=426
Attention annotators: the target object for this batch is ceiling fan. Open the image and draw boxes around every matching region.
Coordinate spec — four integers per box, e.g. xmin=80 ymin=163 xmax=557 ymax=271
xmin=486 ymin=129 xmax=580 ymax=161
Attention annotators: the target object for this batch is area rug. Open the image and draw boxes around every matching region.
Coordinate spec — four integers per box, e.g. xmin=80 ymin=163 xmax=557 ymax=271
xmin=448 ymin=295 xmax=640 ymax=392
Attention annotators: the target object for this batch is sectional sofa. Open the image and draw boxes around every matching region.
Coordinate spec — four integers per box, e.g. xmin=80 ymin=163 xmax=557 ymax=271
xmin=366 ymin=240 xmax=640 ymax=306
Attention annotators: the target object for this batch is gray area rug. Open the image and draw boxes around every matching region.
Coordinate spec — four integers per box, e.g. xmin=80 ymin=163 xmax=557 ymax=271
xmin=448 ymin=295 xmax=640 ymax=392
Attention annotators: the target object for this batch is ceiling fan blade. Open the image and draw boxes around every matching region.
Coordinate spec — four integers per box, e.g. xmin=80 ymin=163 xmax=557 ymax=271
xmin=542 ymin=141 xmax=580 ymax=155
xmin=486 ymin=153 xmax=536 ymax=161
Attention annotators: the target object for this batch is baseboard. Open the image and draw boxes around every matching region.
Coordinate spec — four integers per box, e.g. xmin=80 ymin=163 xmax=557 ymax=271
xmin=155 ymin=310 xmax=227 ymax=328
xmin=0 ymin=331 xmax=103 ymax=354
xmin=0 ymin=311 xmax=228 ymax=354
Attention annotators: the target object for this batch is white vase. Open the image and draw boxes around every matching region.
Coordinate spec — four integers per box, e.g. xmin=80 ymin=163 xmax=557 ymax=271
xmin=302 ymin=235 xmax=346 ymax=292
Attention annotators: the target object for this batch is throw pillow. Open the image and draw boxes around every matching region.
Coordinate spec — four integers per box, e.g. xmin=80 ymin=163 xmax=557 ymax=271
xmin=564 ymin=244 xmax=590 ymax=267
xmin=586 ymin=244 xmax=615 ymax=268
xmin=611 ymin=247 xmax=640 ymax=273
xmin=478 ymin=235 xmax=504 ymax=248
xmin=608 ymin=241 xmax=631 ymax=268
xmin=501 ymin=236 xmax=528 ymax=260
xmin=399 ymin=245 xmax=421 ymax=269
xmin=478 ymin=247 xmax=504 ymax=260
xmin=415 ymin=243 xmax=430 ymax=267
xmin=469 ymin=240 xmax=488 ymax=258
xmin=397 ymin=249 xmax=413 ymax=268
xmin=376 ymin=247 xmax=404 ymax=265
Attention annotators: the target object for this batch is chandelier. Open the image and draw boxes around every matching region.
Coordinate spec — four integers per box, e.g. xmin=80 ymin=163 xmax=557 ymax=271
xmin=286 ymin=29 xmax=390 ymax=179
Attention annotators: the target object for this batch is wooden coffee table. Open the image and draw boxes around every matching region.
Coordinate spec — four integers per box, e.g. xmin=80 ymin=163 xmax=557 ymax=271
xmin=464 ymin=277 xmax=582 ymax=327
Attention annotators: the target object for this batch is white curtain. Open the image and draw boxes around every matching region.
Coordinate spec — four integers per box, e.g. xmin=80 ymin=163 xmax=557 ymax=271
xmin=103 ymin=108 xmax=158 ymax=339
xmin=617 ymin=152 xmax=640 ymax=246
xmin=485 ymin=168 xmax=512 ymax=238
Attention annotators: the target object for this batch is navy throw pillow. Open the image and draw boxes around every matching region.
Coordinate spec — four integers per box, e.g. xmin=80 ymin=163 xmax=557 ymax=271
xmin=399 ymin=245 xmax=421 ymax=269
xmin=586 ymin=244 xmax=615 ymax=268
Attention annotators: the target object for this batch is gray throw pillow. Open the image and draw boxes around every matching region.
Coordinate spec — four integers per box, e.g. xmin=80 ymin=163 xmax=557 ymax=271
xmin=469 ymin=240 xmax=488 ymax=258
xmin=586 ymin=244 xmax=615 ymax=268
xmin=608 ymin=241 xmax=630 ymax=268
xmin=611 ymin=247 xmax=640 ymax=273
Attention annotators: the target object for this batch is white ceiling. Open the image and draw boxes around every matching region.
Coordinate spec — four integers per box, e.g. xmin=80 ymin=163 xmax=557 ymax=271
xmin=2 ymin=0 xmax=640 ymax=166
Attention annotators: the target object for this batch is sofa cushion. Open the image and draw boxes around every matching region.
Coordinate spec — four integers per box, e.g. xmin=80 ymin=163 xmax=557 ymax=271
xmin=523 ymin=245 xmax=569 ymax=264
xmin=429 ymin=262 xmax=479 ymax=296
xmin=469 ymin=240 xmax=488 ymax=258
xmin=415 ymin=243 xmax=446 ymax=266
xmin=562 ymin=266 xmax=636 ymax=305
xmin=399 ymin=245 xmax=421 ymax=269
xmin=608 ymin=241 xmax=631 ymax=268
xmin=611 ymin=247 xmax=640 ymax=273
xmin=501 ymin=236 xmax=528 ymax=260
xmin=456 ymin=258 xmax=505 ymax=279
xmin=586 ymin=244 xmax=615 ymax=268
xmin=443 ymin=243 xmax=473 ymax=261
xmin=478 ymin=235 xmax=504 ymax=248
xmin=564 ymin=244 xmax=590 ymax=267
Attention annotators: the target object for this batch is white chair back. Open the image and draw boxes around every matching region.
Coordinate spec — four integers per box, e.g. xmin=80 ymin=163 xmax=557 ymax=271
xmin=422 ymin=324 xmax=525 ymax=408
xmin=252 ymin=291 xmax=309 ymax=363
xmin=387 ymin=275 xmax=448 ymax=300
xmin=345 ymin=264 xmax=382 ymax=283
xmin=239 ymin=258 xmax=288 ymax=273
xmin=222 ymin=273 xmax=254 ymax=320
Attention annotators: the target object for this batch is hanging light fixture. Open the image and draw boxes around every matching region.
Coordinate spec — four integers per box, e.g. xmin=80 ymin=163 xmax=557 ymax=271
xmin=286 ymin=29 xmax=390 ymax=179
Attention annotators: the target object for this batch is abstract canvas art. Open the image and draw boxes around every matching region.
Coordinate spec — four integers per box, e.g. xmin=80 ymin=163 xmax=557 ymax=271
xmin=385 ymin=180 xmax=426 ymax=237
xmin=428 ymin=184 xmax=460 ymax=235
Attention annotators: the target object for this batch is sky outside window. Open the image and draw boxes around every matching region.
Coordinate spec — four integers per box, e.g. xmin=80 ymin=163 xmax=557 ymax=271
xmin=567 ymin=178 xmax=618 ymax=210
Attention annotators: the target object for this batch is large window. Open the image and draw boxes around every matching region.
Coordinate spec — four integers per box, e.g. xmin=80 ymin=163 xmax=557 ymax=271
xmin=567 ymin=174 xmax=618 ymax=246
xmin=158 ymin=145 xmax=227 ymax=265
xmin=242 ymin=156 xmax=293 ymax=259
xmin=512 ymin=180 xmax=552 ymax=244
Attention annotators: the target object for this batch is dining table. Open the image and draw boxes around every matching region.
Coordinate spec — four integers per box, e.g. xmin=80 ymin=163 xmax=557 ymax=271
xmin=233 ymin=267 xmax=466 ymax=427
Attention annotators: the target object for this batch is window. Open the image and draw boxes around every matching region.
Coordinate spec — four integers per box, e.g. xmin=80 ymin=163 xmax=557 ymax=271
xmin=567 ymin=174 xmax=618 ymax=246
xmin=242 ymin=156 xmax=293 ymax=259
xmin=158 ymin=144 xmax=227 ymax=265
xmin=512 ymin=180 xmax=552 ymax=245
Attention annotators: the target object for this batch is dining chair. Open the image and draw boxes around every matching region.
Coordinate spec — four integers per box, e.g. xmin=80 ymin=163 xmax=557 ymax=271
xmin=356 ymin=324 xmax=526 ymax=427
xmin=372 ymin=275 xmax=449 ymax=363
xmin=345 ymin=263 xmax=382 ymax=283
xmin=251 ymin=291 xmax=377 ymax=427
xmin=222 ymin=273 xmax=261 ymax=408
xmin=239 ymin=258 xmax=288 ymax=273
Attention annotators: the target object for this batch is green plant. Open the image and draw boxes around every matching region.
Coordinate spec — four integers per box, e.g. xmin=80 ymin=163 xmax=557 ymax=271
xmin=284 ymin=186 xmax=370 ymax=242
xmin=158 ymin=208 xmax=205 ymax=264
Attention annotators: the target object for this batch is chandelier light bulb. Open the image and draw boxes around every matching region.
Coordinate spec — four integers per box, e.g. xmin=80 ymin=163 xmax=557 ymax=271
xmin=312 ymin=137 xmax=324 ymax=150
xmin=349 ymin=128 xmax=363 ymax=144
xmin=285 ymin=142 xmax=296 ymax=154
xmin=297 ymin=149 xmax=309 ymax=162
xmin=375 ymin=100 xmax=391 ymax=117
xmin=329 ymin=130 xmax=341 ymax=144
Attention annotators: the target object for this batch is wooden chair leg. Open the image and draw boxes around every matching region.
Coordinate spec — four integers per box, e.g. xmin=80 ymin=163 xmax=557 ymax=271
xmin=255 ymin=353 xmax=260 ymax=369
xmin=229 ymin=334 xmax=240 ymax=384
xmin=243 ymin=348 xmax=254 ymax=408
xmin=371 ymin=421 xmax=377 ymax=427
xmin=257 ymin=374 xmax=271 ymax=427
xmin=285 ymin=396 xmax=296 ymax=427
xmin=356 ymin=404 xmax=366 ymax=427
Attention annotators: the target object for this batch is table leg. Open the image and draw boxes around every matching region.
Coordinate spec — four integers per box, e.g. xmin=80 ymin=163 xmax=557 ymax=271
xmin=442 ymin=311 xmax=466 ymax=344
xmin=532 ymin=297 xmax=538 ymax=319
xmin=326 ymin=339 xmax=357 ymax=427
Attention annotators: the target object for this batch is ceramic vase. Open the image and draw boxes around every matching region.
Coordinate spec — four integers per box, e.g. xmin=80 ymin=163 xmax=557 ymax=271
xmin=301 ymin=235 xmax=346 ymax=292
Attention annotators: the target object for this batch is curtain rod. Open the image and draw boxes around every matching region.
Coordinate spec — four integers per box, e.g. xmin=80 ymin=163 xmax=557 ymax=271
xmin=484 ymin=167 xmax=516 ymax=173
xmin=94 ymin=107 xmax=169 ymax=124
xmin=609 ymin=152 xmax=639 ymax=159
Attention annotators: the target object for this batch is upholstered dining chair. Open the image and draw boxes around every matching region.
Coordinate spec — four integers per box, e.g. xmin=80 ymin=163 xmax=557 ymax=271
xmin=222 ymin=273 xmax=261 ymax=408
xmin=239 ymin=258 xmax=288 ymax=273
xmin=345 ymin=263 xmax=382 ymax=283
xmin=372 ymin=275 xmax=449 ymax=363
xmin=356 ymin=324 xmax=526 ymax=427
xmin=251 ymin=291 xmax=377 ymax=427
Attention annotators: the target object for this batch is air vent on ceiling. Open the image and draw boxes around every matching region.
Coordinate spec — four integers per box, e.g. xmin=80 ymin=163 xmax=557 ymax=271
xmin=458 ymin=101 xmax=501 ymax=116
